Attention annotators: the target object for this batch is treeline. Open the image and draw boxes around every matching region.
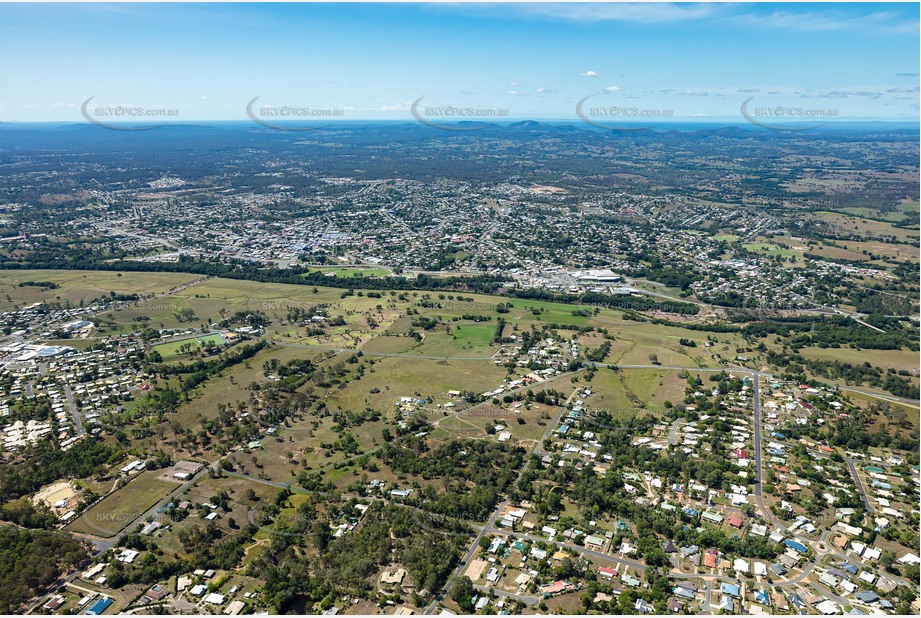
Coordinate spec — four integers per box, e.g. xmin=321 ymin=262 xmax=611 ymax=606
xmin=739 ymin=315 xmax=917 ymax=351
xmin=0 ymin=251 xmax=511 ymax=295
xmin=509 ymin=288 xmax=699 ymax=315
xmin=1 ymin=250 xmax=712 ymax=317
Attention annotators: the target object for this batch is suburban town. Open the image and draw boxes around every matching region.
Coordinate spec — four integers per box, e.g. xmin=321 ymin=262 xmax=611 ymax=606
xmin=0 ymin=2 xmax=918 ymax=616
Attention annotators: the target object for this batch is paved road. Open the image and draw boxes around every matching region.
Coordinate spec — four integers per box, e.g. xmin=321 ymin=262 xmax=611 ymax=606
xmin=751 ymin=372 xmax=768 ymax=517
xmin=666 ymin=418 xmax=681 ymax=446
xmin=748 ymin=371 xmax=794 ymax=532
xmin=63 ymin=384 xmax=85 ymax=436
xmin=844 ymin=458 xmax=876 ymax=514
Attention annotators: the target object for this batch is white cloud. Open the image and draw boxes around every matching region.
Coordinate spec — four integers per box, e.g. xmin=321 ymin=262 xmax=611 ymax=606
xmin=604 ymin=85 xmax=621 ymax=92
xmin=580 ymin=70 xmax=599 ymax=78
xmin=800 ymin=90 xmax=882 ymax=99
xmin=511 ymin=3 xmax=723 ymax=24
xmin=506 ymin=90 xmax=519 ymax=96
xmin=493 ymin=3 xmax=917 ymax=34
xmin=729 ymin=9 xmax=918 ymax=34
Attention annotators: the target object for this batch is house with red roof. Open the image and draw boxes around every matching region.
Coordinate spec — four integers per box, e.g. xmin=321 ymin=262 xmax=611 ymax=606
xmin=598 ymin=566 xmax=618 ymax=579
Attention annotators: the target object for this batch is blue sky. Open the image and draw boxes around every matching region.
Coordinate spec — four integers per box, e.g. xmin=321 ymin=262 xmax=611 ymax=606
xmin=0 ymin=2 xmax=918 ymax=123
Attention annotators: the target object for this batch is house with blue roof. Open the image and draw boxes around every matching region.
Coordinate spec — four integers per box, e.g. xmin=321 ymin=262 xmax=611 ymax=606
xmin=86 ymin=598 xmax=114 ymax=616
xmin=784 ymin=539 xmax=808 ymax=553
xmin=770 ymin=563 xmax=787 ymax=576
xmin=839 ymin=561 xmax=858 ymax=575
xmin=754 ymin=590 xmax=770 ymax=605
xmin=720 ymin=583 xmax=741 ymax=597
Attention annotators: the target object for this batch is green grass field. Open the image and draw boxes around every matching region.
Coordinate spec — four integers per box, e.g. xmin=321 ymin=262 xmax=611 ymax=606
xmin=152 ymin=333 xmax=227 ymax=362
xmin=67 ymin=471 xmax=175 ymax=537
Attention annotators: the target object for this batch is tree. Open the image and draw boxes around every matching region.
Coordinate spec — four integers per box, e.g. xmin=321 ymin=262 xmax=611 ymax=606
xmin=450 ymin=576 xmax=476 ymax=612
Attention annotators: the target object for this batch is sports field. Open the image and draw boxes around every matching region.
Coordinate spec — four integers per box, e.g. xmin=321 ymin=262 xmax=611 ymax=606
xmin=67 ymin=471 xmax=175 ymax=537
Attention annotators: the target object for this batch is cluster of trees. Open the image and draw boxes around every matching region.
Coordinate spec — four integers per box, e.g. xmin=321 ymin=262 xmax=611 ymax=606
xmin=17 ymin=280 xmax=59 ymax=289
xmin=252 ymin=501 xmax=469 ymax=612
xmin=0 ymin=527 xmax=88 ymax=613
xmin=584 ymin=340 xmax=612 ymax=362
xmin=767 ymin=350 xmax=919 ymax=399
xmin=741 ymin=315 xmax=916 ymax=351
xmin=0 ymin=244 xmax=514 ymax=294
xmin=379 ymin=439 xmax=526 ymax=520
